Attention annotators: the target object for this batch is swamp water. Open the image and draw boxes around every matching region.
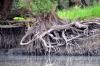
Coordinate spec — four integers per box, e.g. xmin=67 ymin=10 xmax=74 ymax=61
xmin=0 ymin=55 xmax=100 ymax=66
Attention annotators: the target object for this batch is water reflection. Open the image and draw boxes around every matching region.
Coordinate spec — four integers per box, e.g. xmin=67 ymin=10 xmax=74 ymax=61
xmin=0 ymin=55 xmax=100 ymax=66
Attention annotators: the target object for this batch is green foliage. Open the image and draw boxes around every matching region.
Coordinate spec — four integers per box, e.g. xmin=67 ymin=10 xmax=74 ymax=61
xmin=12 ymin=0 xmax=31 ymax=9
xmin=13 ymin=0 xmax=56 ymax=16
xmin=12 ymin=0 xmax=20 ymax=10
xmin=57 ymin=4 xmax=100 ymax=21
xmin=30 ymin=0 xmax=54 ymax=15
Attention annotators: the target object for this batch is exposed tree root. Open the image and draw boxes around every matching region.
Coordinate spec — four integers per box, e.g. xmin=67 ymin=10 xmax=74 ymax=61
xmin=20 ymin=17 xmax=100 ymax=55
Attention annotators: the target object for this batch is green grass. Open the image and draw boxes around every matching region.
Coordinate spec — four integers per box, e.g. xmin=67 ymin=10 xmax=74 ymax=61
xmin=57 ymin=4 xmax=100 ymax=21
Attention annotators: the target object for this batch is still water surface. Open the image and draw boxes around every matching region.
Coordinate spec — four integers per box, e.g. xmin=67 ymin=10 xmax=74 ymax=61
xmin=0 ymin=55 xmax=100 ymax=66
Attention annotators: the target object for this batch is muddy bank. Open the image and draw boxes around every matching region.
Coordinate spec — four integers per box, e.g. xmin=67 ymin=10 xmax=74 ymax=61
xmin=0 ymin=25 xmax=26 ymax=55
xmin=0 ymin=18 xmax=100 ymax=56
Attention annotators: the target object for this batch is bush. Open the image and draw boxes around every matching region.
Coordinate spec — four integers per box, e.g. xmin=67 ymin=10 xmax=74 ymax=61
xmin=12 ymin=0 xmax=56 ymax=16
xmin=31 ymin=0 xmax=54 ymax=15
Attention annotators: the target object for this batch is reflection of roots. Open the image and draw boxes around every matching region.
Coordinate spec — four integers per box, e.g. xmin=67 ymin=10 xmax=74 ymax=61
xmin=20 ymin=18 xmax=100 ymax=55
xmin=0 ymin=33 xmax=4 ymax=48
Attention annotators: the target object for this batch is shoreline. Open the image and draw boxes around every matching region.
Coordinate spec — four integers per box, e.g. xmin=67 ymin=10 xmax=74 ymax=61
xmin=0 ymin=18 xmax=100 ymax=56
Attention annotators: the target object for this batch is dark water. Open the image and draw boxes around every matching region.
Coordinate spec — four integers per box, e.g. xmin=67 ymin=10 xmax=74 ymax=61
xmin=0 ymin=55 xmax=100 ymax=66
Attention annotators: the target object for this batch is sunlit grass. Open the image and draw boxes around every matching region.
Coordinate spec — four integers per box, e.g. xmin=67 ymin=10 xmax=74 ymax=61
xmin=57 ymin=4 xmax=100 ymax=21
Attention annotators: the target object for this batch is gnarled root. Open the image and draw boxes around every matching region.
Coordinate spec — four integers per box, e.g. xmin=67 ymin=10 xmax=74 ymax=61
xmin=20 ymin=19 xmax=100 ymax=55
